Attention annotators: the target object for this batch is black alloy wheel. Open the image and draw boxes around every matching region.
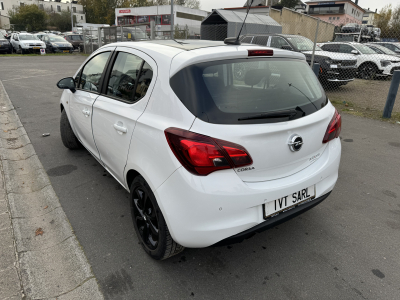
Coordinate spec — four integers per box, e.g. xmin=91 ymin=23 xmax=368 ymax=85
xmin=132 ymin=183 xmax=160 ymax=251
xmin=358 ymin=64 xmax=377 ymax=80
xmin=130 ymin=176 xmax=184 ymax=260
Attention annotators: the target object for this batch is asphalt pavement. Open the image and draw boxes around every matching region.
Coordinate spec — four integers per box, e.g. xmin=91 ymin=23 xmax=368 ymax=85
xmin=0 ymin=55 xmax=399 ymax=300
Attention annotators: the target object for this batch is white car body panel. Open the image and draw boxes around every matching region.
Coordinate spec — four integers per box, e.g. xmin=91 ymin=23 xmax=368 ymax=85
xmin=59 ymin=41 xmax=342 ymax=247
xmin=302 ymin=50 xmax=355 ymax=61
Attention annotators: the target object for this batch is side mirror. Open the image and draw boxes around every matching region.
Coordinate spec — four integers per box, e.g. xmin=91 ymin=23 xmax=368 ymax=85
xmin=351 ymin=50 xmax=359 ymax=55
xmin=281 ymin=45 xmax=293 ymax=51
xmin=57 ymin=77 xmax=76 ymax=93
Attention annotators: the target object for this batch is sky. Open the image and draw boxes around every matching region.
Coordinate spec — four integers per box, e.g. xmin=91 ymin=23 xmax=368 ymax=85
xmin=199 ymin=0 xmax=396 ymax=13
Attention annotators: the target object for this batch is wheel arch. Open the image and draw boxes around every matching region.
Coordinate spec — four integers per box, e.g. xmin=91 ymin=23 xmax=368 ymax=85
xmin=126 ymin=169 xmax=141 ymax=191
xmin=60 ymin=103 xmax=64 ymax=112
xmin=358 ymin=61 xmax=378 ymax=70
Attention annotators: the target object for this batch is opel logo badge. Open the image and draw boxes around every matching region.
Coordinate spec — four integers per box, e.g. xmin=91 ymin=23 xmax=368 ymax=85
xmin=288 ymin=134 xmax=303 ymax=152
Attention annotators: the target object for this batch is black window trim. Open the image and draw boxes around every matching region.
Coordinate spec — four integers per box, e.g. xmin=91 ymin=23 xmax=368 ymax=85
xmin=75 ymin=49 xmax=114 ymax=95
xmin=101 ymin=50 xmax=149 ymax=105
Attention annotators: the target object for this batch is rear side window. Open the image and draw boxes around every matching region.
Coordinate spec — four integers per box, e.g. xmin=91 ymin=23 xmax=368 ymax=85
xmin=79 ymin=51 xmax=111 ymax=92
xmin=321 ymin=44 xmax=339 ymax=52
xmin=170 ymin=58 xmax=327 ymax=124
xmin=339 ymin=44 xmax=354 ymax=53
xmin=254 ymin=36 xmax=269 ymax=46
xmin=134 ymin=62 xmax=153 ymax=100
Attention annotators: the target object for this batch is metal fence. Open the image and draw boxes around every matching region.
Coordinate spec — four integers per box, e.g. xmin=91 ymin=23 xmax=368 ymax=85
xmin=82 ymin=23 xmax=194 ymax=54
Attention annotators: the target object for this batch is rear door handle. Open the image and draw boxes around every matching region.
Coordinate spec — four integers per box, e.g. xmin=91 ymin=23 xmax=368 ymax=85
xmin=113 ymin=123 xmax=127 ymax=134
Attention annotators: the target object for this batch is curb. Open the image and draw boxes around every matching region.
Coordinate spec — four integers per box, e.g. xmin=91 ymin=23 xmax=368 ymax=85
xmin=0 ymin=80 xmax=104 ymax=300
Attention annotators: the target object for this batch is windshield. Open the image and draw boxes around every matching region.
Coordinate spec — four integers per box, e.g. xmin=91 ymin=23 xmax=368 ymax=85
xmin=353 ymin=44 xmax=377 ymax=54
xmin=49 ymin=36 xmax=67 ymax=42
xmin=170 ymin=58 xmax=326 ymax=124
xmin=368 ymin=44 xmax=396 ymax=55
xmin=19 ymin=34 xmax=39 ymax=41
xmin=285 ymin=36 xmax=322 ymax=52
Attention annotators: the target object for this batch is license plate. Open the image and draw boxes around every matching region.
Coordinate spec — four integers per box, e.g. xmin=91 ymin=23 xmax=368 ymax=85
xmin=33 ymin=47 xmax=40 ymax=49
xmin=63 ymin=50 xmax=69 ymax=53
xmin=263 ymin=185 xmax=316 ymax=220
xmin=331 ymin=64 xmax=338 ymax=69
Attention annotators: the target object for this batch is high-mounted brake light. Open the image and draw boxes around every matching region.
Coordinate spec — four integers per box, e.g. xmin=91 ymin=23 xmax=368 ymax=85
xmin=323 ymin=109 xmax=341 ymax=143
xmin=165 ymin=128 xmax=253 ymax=176
xmin=248 ymin=49 xmax=274 ymax=57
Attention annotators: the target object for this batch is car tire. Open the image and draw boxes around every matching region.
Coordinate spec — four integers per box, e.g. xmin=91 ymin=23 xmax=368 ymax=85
xmin=358 ymin=63 xmax=377 ymax=80
xmin=60 ymin=109 xmax=82 ymax=149
xmin=19 ymin=46 xmax=24 ymax=54
xmin=130 ymin=175 xmax=184 ymax=260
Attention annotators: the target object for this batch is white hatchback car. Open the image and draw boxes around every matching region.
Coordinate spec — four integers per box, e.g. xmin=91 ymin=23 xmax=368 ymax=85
xmin=57 ymin=40 xmax=342 ymax=260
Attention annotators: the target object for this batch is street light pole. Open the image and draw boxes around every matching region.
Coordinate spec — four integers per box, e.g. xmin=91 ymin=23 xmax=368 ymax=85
xmin=71 ymin=1 xmax=73 ymax=32
xmin=171 ymin=0 xmax=174 ymax=39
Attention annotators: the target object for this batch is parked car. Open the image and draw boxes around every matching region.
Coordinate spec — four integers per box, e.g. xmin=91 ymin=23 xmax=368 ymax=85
xmin=365 ymin=43 xmax=400 ymax=58
xmin=56 ymin=40 xmax=342 ymax=260
xmin=341 ymin=23 xmax=361 ymax=33
xmin=319 ymin=42 xmax=400 ymax=79
xmin=10 ymin=33 xmax=46 ymax=54
xmin=0 ymin=32 xmax=12 ymax=54
xmin=64 ymin=33 xmax=84 ymax=51
xmin=370 ymin=42 xmax=400 ymax=54
xmin=41 ymin=34 xmax=74 ymax=53
xmin=241 ymin=34 xmax=357 ymax=87
xmin=0 ymin=29 xmax=10 ymax=39
xmin=34 ymin=32 xmax=46 ymax=40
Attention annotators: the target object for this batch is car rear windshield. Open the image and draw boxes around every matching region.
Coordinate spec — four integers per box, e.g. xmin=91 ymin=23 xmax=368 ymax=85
xmin=170 ymin=58 xmax=327 ymax=124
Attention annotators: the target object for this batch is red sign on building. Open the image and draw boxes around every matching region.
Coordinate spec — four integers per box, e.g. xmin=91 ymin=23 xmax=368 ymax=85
xmin=119 ymin=9 xmax=131 ymax=13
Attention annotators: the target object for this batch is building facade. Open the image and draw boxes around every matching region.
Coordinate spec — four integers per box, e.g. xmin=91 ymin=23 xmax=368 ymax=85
xmin=0 ymin=0 xmax=86 ymax=24
xmin=305 ymin=0 xmax=365 ymax=26
xmin=115 ymin=5 xmax=208 ymax=37
xmin=362 ymin=9 xmax=376 ymax=25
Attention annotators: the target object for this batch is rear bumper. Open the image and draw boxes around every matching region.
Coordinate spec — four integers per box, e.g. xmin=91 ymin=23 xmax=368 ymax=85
xmin=155 ymin=137 xmax=341 ymax=248
xmin=213 ymin=191 xmax=331 ymax=246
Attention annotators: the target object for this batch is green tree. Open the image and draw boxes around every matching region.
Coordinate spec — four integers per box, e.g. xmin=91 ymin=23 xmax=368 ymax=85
xmin=8 ymin=4 xmax=48 ymax=31
xmin=278 ymin=0 xmax=298 ymax=9
xmin=48 ymin=11 xmax=77 ymax=31
xmin=374 ymin=4 xmax=392 ymax=39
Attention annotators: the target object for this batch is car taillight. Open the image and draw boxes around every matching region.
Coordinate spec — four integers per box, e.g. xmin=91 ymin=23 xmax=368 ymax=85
xmin=248 ymin=49 xmax=273 ymax=57
xmin=165 ymin=128 xmax=253 ymax=176
xmin=323 ymin=109 xmax=341 ymax=143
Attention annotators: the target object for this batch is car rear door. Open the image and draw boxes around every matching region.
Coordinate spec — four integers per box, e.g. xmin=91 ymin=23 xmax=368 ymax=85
xmin=69 ymin=49 xmax=113 ymax=159
xmin=91 ymin=47 xmax=157 ymax=184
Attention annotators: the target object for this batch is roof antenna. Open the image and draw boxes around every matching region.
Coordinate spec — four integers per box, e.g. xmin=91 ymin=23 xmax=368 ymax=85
xmin=224 ymin=0 xmax=254 ymax=45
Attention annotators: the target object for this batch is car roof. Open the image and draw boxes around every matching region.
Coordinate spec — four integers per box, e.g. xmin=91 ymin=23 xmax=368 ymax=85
xmin=141 ymin=40 xmax=233 ymax=51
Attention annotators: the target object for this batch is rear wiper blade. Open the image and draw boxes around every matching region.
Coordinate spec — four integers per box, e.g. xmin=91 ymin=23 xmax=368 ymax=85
xmin=238 ymin=109 xmax=298 ymax=121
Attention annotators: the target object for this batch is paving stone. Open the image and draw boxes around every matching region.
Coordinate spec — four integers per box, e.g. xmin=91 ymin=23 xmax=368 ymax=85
xmin=0 ymin=212 xmax=11 ymax=230
xmin=0 ymin=121 xmax=23 ymax=132
xmin=0 ymin=267 xmax=21 ymax=299
xmin=2 ymin=154 xmax=43 ymax=176
xmin=0 ymin=126 xmax=27 ymax=139
xmin=20 ymin=237 xmax=93 ymax=299
xmin=12 ymin=207 xmax=73 ymax=252
xmin=54 ymin=278 xmax=104 ymax=300
xmin=0 ymin=134 xmax=30 ymax=150
xmin=0 ymin=200 xmax=8 ymax=214
xmin=0 ymin=109 xmax=19 ymax=124
xmin=0 ymin=143 xmax=36 ymax=161
xmin=4 ymin=169 xmax=50 ymax=194
xmin=0 ymin=227 xmax=16 ymax=270
xmin=8 ymin=185 xmax=60 ymax=218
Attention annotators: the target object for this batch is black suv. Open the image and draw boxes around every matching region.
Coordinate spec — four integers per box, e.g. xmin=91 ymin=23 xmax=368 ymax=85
xmin=0 ymin=31 xmax=12 ymax=54
xmin=241 ymin=34 xmax=357 ymax=87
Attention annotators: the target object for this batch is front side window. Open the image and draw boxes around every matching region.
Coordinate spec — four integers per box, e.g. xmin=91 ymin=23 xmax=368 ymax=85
xmin=79 ymin=51 xmax=111 ymax=92
xmin=270 ymin=36 xmax=290 ymax=49
xmin=170 ymin=58 xmax=326 ymax=124
xmin=107 ymin=52 xmax=144 ymax=102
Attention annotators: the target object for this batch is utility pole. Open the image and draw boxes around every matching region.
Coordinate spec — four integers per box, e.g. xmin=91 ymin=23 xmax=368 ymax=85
xmin=171 ymin=0 xmax=174 ymax=39
xmin=70 ymin=1 xmax=73 ymax=32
